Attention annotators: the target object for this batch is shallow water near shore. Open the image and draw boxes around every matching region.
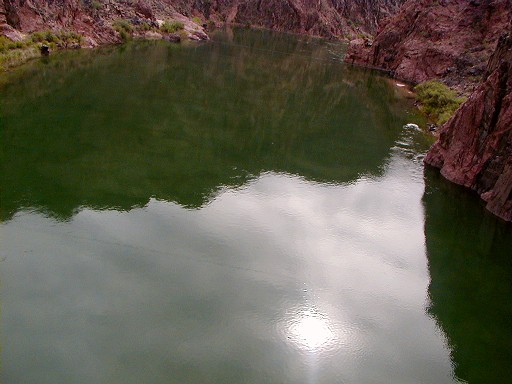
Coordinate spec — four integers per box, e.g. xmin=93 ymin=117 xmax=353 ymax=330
xmin=1 ymin=28 xmax=511 ymax=384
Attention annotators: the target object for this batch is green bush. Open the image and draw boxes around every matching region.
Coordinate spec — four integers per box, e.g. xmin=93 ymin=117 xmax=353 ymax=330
xmin=113 ymin=19 xmax=133 ymax=41
xmin=0 ymin=36 xmax=12 ymax=53
xmin=138 ymin=21 xmax=152 ymax=31
xmin=31 ymin=31 xmax=46 ymax=43
xmin=415 ymin=80 xmax=466 ymax=125
xmin=91 ymin=0 xmax=102 ymax=10
xmin=192 ymin=16 xmax=202 ymax=25
xmin=29 ymin=30 xmax=83 ymax=47
xmin=160 ymin=21 xmax=184 ymax=33
xmin=114 ymin=19 xmax=133 ymax=32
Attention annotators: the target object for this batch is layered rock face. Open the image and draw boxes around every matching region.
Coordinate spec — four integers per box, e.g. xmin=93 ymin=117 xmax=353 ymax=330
xmin=425 ymin=32 xmax=512 ymax=221
xmin=0 ymin=0 xmax=405 ymax=44
xmin=197 ymin=0 xmax=405 ymax=38
xmin=0 ymin=0 xmax=209 ymax=45
xmin=345 ymin=0 xmax=512 ymax=92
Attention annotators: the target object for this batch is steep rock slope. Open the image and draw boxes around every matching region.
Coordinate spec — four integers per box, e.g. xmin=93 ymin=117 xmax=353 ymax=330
xmin=345 ymin=0 xmax=512 ymax=92
xmin=0 ymin=0 xmax=208 ymax=46
xmin=198 ymin=0 xmax=405 ymax=38
xmin=425 ymin=32 xmax=512 ymax=221
xmin=1 ymin=0 xmax=405 ymax=44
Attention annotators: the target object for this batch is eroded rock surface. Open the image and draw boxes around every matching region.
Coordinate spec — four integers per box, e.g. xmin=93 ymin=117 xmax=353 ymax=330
xmin=425 ymin=32 xmax=512 ymax=221
xmin=0 ymin=0 xmax=209 ymax=46
xmin=345 ymin=0 xmax=512 ymax=93
xmin=200 ymin=0 xmax=405 ymax=38
xmin=0 ymin=0 xmax=405 ymax=45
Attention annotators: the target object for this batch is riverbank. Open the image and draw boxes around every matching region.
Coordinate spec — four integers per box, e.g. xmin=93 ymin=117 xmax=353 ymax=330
xmin=2 ymin=0 xmax=510 ymax=221
xmin=0 ymin=0 xmax=409 ymax=72
xmin=0 ymin=0 xmax=211 ymax=71
xmin=343 ymin=0 xmax=512 ymax=222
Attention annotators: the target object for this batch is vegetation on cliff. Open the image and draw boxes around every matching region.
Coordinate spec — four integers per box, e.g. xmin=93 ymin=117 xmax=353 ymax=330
xmin=0 ymin=31 xmax=84 ymax=70
xmin=415 ymin=80 xmax=466 ymax=125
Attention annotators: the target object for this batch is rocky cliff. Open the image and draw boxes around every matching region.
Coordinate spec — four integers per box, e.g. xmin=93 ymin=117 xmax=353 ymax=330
xmin=344 ymin=0 xmax=512 ymax=221
xmin=345 ymin=0 xmax=512 ymax=93
xmin=0 ymin=0 xmax=209 ymax=46
xmin=425 ymin=32 xmax=512 ymax=221
xmin=0 ymin=0 xmax=405 ymax=45
xmin=198 ymin=0 xmax=405 ymax=38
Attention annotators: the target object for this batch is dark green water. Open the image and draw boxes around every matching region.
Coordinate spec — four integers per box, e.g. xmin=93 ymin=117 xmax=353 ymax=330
xmin=1 ymin=29 xmax=511 ymax=384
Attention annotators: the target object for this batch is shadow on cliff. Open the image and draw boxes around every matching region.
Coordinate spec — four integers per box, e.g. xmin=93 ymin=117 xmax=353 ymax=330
xmin=423 ymin=168 xmax=512 ymax=383
xmin=1 ymin=29 xmax=416 ymax=222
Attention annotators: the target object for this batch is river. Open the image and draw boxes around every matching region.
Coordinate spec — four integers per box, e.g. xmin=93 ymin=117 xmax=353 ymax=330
xmin=1 ymin=28 xmax=511 ymax=384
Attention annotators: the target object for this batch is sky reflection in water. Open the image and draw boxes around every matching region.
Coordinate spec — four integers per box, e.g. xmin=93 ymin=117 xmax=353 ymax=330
xmin=1 ymin=28 xmax=511 ymax=384
xmin=2 ymin=151 xmax=458 ymax=383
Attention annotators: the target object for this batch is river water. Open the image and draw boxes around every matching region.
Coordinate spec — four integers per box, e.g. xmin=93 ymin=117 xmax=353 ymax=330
xmin=1 ymin=28 xmax=511 ymax=384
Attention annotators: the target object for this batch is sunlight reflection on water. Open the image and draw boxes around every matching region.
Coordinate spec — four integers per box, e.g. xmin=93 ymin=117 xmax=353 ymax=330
xmin=280 ymin=305 xmax=348 ymax=357
xmin=288 ymin=310 xmax=336 ymax=351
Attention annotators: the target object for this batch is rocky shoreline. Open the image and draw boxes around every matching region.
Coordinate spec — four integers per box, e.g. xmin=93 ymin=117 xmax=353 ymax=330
xmin=347 ymin=0 xmax=512 ymax=222
xmin=0 ymin=0 xmax=405 ymax=49
xmin=344 ymin=0 xmax=511 ymax=95
xmin=2 ymin=0 xmax=511 ymax=221
xmin=0 ymin=1 xmax=209 ymax=48
xmin=424 ymin=32 xmax=512 ymax=222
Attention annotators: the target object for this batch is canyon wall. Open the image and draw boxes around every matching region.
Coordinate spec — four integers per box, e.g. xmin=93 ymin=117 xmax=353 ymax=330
xmin=0 ymin=0 xmax=209 ymax=45
xmin=424 ymin=32 xmax=512 ymax=221
xmin=345 ymin=0 xmax=512 ymax=93
xmin=3 ymin=0 xmax=511 ymax=221
xmin=193 ymin=0 xmax=405 ymax=38
xmin=344 ymin=0 xmax=512 ymax=221
xmin=0 ymin=0 xmax=405 ymax=44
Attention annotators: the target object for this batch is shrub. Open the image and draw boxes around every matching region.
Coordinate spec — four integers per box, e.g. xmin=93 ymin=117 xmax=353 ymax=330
xmin=139 ymin=21 xmax=152 ymax=31
xmin=31 ymin=31 xmax=46 ymax=43
xmin=91 ymin=0 xmax=102 ymax=10
xmin=29 ymin=30 xmax=83 ymax=47
xmin=0 ymin=36 xmax=12 ymax=53
xmin=113 ymin=19 xmax=133 ymax=32
xmin=415 ymin=80 xmax=466 ymax=125
xmin=192 ymin=16 xmax=202 ymax=25
xmin=58 ymin=31 xmax=83 ymax=47
xmin=160 ymin=21 xmax=184 ymax=33
xmin=113 ymin=19 xmax=133 ymax=41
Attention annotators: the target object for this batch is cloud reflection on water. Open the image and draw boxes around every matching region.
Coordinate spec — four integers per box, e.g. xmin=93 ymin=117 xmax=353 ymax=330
xmin=1 ymin=152 xmax=459 ymax=383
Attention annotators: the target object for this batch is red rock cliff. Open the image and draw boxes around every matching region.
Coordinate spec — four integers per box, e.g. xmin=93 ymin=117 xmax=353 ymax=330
xmin=0 ymin=0 xmax=209 ymax=45
xmin=424 ymin=31 xmax=512 ymax=221
xmin=197 ymin=0 xmax=405 ymax=38
xmin=1 ymin=0 xmax=405 ymax=44
xmin=345 ymin=0 xmax=512 ymax=92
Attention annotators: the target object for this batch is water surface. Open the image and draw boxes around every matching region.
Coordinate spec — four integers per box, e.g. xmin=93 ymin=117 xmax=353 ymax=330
xmin=1 ymin=29 xmax=511 ymax=384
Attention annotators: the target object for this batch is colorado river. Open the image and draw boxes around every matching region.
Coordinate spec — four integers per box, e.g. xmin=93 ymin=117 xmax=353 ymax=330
xmin=1 ymin=28 xmax=511 ymax=384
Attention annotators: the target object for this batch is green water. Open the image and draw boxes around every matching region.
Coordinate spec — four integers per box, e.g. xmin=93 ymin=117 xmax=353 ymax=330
xmin=1 ymin=28 xmax=511 ymax=384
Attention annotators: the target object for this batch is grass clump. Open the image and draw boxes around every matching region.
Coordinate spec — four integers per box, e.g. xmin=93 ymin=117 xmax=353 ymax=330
xmin=1 ymin=30 xmax=84 ymax=70
xmin=91 ymin=0 xmax=103 ymax=9
xmin=30 ymin=30 xmax=83 ymax=47
xmin=415 ymin=80 xmax=466 ymax=125
xmin=192 ymin=16 xmax=202 ymax=25
xmin=0 ymin=36 xmax=28 ymax=52
xmin=0 ymin=45 xmax=40 ymax=71
xmin=113 ymin=19 xmax=133 ymax=41
xmin=160 ymin=21 xmax=184 ymax=33
xmin=138 ymin=21 xmax=152 ymax=31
